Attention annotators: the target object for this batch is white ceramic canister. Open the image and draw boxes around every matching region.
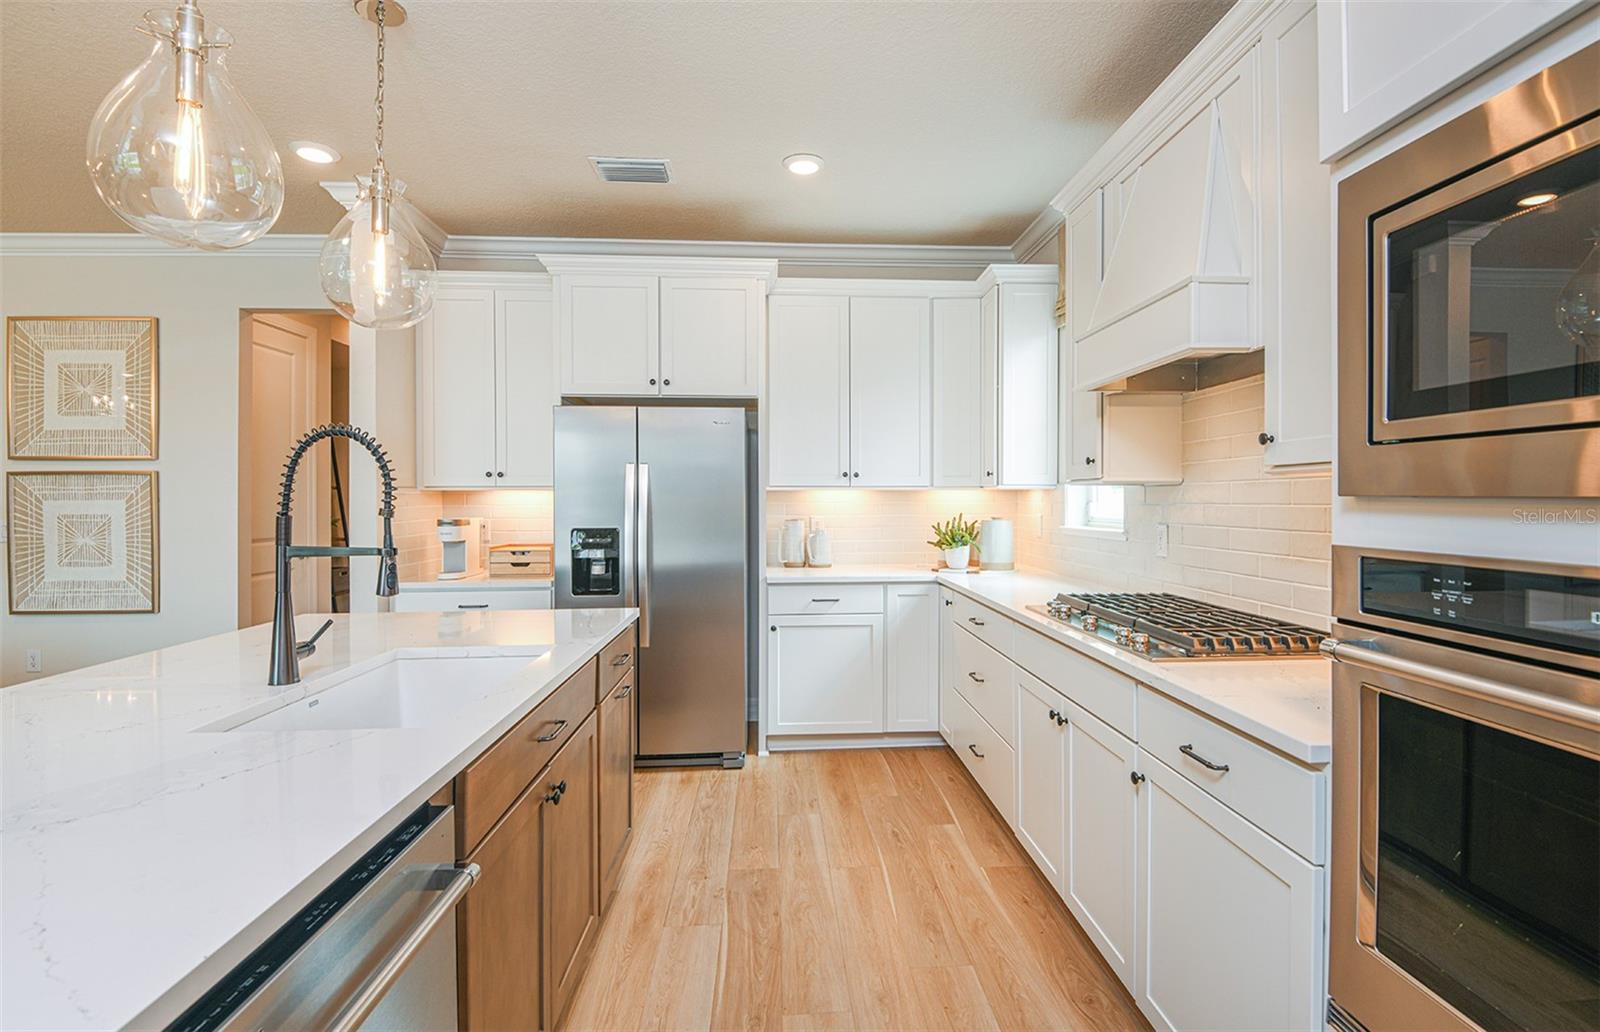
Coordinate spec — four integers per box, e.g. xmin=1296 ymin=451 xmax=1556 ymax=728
xmin=806 ymin=519 xmax=833 ymax=568
xmin=781 ymin=518 xmax=807 ymax=567
xmin=979 ymin=517 xmax=1015 ymax=570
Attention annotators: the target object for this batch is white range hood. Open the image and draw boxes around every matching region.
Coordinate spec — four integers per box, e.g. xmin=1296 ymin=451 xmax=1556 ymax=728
xmin=1075 ymin=90 xmax=1255 ymax=391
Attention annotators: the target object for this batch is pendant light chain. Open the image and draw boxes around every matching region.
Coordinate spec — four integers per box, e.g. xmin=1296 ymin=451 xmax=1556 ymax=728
xmin=373 ymin=0 xmax=386 ymax=167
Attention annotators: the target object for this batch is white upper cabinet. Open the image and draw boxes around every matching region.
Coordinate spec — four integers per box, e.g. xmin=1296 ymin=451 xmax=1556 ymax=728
xmin=931 ymin=297 xmax=992 ymax=487
xmin=496 ymin=289 xmax=557 ymax=486
xmin=1260 ymin=1 xmax=1333 ymax=467
xmin=557 ymin=274 xmax=659 ymax=396
xmin=542 ymin=256 xmax=776 ymax=399
xmin=984 ymin=268 xmax=1059 ymax=488
xmin=660 ymin=276 xmax=762 ymax=397
xmin=418 ymin=275 xmax=554 ymax=489
xmin=1316 ymin=0 xmax=1586 ymax=160
xmin=1062 ymin=192 xmax=1105 ymax=483
xmin=850 ymin=296 xmax=932 ymax=487
xmin=768 ymin=294 xmax=851 ymax=487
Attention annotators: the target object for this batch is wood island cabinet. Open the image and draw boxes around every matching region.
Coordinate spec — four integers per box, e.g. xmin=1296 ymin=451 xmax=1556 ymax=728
xmin=597 ymin=667 xmax=635 ymax=907
xmin=542 ymin=711 xmax=600 ymax=1029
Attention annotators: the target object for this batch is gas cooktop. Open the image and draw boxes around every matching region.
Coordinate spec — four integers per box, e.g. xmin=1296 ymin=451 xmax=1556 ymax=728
xmin=1025 ymin=592 xmax=1326 ymax=661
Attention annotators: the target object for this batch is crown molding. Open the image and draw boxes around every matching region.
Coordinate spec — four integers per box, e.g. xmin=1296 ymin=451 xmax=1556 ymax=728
xmin=0 ymin=233 xmax=328 ymax=257
xmin=975 ymin=263 xmax=1058 ymax=293
xmin=451 ymin=234 xmax=1012 ymax=270
xmin=535 ymin=252 xmax=781 ymax=284
xmin=320 ymin=180 xmax=449 ymax=259
xmin=1010 ymin=206 xmax=1064 ymax=263
xmin=769 ymin=277 xmax=987 ymax=298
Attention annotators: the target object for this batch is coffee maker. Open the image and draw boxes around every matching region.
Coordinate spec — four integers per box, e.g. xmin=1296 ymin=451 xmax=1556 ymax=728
xmin=437 ymin=518 xmax=484 ymax=580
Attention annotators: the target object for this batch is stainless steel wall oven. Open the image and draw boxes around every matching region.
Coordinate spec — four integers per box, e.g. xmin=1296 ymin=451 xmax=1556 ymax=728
xmin=1324 ymin=546 xmax=1599 ymax=1031
xmin=1337 ymin=43 xmax=1600 ymax=497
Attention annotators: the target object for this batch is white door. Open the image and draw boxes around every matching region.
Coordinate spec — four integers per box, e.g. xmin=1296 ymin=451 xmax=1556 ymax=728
xmin=996 ymin=282 xmax=1059 ymax=487
xmin=1062 ymin=385 xmax=1103 ymax=482
xmin=1064 ymin=700 xmax=1139 ymax=991
xmin=558 ymin=274 xmax=659 ymax=396
xmin=850 ymin=296 xmax=931 ymax=487
xmin=767 ymin=295 xmax=850 ymax=488
xmin=249 ymin=314 xmax=324 ymax=625
xmin=418 ymin=287 xmax=497 ymax=487
xmin=885 ymin=583 xmax=939 ymax=732
xmin=1137 ymin=752 xmax=1323 ymax=1032
xmin=1261 ymin=1 xmax=1333 ymax=468
xmin=496 ymin=289 xmax=556 ymax=486
xmin=767 ymin=614 xmax=885 ymax=735
xmin=1014 ymin=671 xmax=1068 ymax=889
xmin=979 ymin=288 xmax=999 ymax=487
xmin=938 ymin=589 xmax=958 ymax=742
xmin=659 ymin=277 xmax=761 ymax=397
xmin=931 ymin=297 xmax=988 ymax=487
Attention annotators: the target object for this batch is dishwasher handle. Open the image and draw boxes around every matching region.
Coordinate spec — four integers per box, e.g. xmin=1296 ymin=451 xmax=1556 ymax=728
xmin=326 ymin=863 xmax=480 ymax=1032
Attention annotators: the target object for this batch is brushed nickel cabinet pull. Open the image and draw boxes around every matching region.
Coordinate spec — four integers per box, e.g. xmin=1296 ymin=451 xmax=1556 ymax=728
xmin=1179 ymin=744 xmax=1230 ymax=772
xmin=811 ymin=597 xmax=841 ymax=603
xmin=611 ymin=652 xmax=631 ymax=666
xmin=614 ymin=683 xmax=634 ymax=700
xmin=535 ymin=719 xmax=568 ymax=743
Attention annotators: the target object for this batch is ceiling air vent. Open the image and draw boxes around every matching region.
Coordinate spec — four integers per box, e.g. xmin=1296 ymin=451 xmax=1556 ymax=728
xmin=589 ymin=157 xmax=672 ymax=184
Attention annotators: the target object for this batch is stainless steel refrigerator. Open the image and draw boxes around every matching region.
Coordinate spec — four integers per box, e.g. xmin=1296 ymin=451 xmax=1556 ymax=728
xmin=554 ymin=406 xmax=751 ymax=767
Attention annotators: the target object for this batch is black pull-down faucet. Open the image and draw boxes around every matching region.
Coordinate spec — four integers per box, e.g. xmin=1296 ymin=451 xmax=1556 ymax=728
xmin=269 ymin=424 xmax=399 ymax=685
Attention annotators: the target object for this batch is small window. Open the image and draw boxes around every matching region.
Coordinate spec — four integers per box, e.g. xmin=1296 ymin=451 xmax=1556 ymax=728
xmin=1064 ymin=484 xmax=1125 ymax=532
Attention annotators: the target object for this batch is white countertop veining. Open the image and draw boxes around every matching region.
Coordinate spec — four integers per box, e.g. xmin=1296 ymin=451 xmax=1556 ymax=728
xmin=764 ymin=564 xmax=1331 ymax=765
xmin=2 ymin=607 xmax=635 ymax=1032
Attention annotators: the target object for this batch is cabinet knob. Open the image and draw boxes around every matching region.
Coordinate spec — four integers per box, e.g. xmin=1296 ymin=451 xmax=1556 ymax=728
xmin=944 ymin=599 xmax=953 ymax=607
xmin=1258 ymin=432 xmax=1275 ymax=446
xmin=496 ymin=471 xmax=504 ymax=478
xmin=842 ymin=471 xmax=850 ymax=479
xmin=770 ymin=625 xmax=777 ymax=631
xmin=985 ymin=470 xmax=994 ymax=478
xmin=852 ymin=472 xmax=860 ymax=478
xmin=663 ymin=378 xmax=671 ymax=386
xmin=1085 ymin=456 xmax=1095 ymax=465
xmin=1130 ymin=770 xmax=1146 ymax=786
xmin=649 ymin=378 xmax=657 ymax=386
xmin=484 ymin=471 xmax=492 ymax=478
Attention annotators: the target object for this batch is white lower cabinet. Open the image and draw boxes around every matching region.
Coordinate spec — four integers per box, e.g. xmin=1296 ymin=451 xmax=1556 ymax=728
xmin=1136 ymin=752 xmax=1323 ymax=1032
xmin=768 ymin=612 xmax=885 ymax=735
xmin=1063 ymin=699 xmax=1140 ymax=991
xmin=391 ymin=586 xmax=552 ymax=612
xmin=886 ymin=583 xmax=939 ymax=732
xmin=1014 ymin=671 xmax=1068 ymax=886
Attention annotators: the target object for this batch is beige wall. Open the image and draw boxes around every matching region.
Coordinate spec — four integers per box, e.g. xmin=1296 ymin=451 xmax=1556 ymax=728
xmin=0 ymin=251 xmax=336 ymax=684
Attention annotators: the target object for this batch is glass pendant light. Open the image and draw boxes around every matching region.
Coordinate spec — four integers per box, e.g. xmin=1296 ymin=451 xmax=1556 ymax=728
xmin=85 ymin=0 xmax=282 ymax=250
xmin=320 ymin=0 xmax=436 ymax=329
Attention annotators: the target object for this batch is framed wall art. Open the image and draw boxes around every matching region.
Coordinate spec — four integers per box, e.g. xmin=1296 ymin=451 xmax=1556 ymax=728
xmin=6 ymin=471 xmax=159 ymax=614
xmin=6 ymin=316 xmax=158 ymax=459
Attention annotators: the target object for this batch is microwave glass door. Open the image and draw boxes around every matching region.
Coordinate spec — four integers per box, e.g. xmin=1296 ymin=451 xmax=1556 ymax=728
xmin=1370 ymin=691 xmax=1600 ymax=1030
xmin=1374 ymin=121 xmax=1600 ymax=443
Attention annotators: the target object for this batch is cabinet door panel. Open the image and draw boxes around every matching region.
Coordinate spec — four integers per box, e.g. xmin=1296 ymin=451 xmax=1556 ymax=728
xmin=1064 ymin=701 xmax=1139 ymax=990
xmin=1014 ymin=671 xmax=1068 ymax=888
xmin=768 ymin=296 xmax=850 ymax=487
xmin=559 ymin=275 xmax=659 ymax=396
xmin=1137 ymin=752 xmax=1322 ymax=1032
xmin=979 ymin=289 xmax=1000 ymax=489
xmin=660 ymin=277 xmax=760 ymax=397
xmin=544 ymin=711 xmax=600 ymax=1030
xmin=420 ymin=288 xmax=498 ymax=487
xmin=886 ymin=583 xmax=938 ymax=732
xmin=459 ymin=773 xmax=545 ymax=1032
xmin=850 ymin=296 xmax=932 ymax=487
xmin=932 ymin=297 xmax=989 ymax=487
xmin=768 ymin=614 xmax=885 ymax=735
xmin=996 ymin=283 xmax=1059 ymax=487
xmin=1062 ymin=384 xmax=1102 ymax=482
xmin=1066 ymin=191 xmax=1103 ymax=344
xmin=497 ymin=290 xmax=556 ymax=486
xmin=598 ymin=669 xmax=635 ymax=907
xmin=1262 ymin=2 xmax=1333 ymax=468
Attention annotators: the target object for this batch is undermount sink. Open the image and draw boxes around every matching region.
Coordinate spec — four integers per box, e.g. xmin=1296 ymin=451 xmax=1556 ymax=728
xmin=229 ymin=654 xmax=547 ymax=732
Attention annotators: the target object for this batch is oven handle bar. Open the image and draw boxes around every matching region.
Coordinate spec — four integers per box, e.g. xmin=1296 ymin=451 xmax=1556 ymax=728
xmin=1320 ymin=638 xmax=1600 ymax=729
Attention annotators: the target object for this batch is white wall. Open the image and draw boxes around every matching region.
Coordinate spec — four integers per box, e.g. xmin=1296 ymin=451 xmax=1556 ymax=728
xmin=1 ymin=249 xmax=329 ymax=683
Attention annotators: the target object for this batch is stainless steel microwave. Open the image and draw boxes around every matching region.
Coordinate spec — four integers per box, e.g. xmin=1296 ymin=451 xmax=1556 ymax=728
xmin=1337 ymin=43 xmax=1600 ymax=498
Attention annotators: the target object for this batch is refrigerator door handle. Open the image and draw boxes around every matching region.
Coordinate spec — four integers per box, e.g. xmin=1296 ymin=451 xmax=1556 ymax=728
xmin=623 ymin=463 xmax=638 ymax=609
xmin=638 ymin=462 xmax=652 ymax=646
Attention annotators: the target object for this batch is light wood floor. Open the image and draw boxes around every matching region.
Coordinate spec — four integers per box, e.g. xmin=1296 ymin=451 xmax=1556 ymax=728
xmin=562 ymin=746 xmax=1150 ymax=1031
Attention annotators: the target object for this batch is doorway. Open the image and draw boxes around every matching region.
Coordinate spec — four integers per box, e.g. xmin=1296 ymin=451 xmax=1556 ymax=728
xmin=240 ymin=311 xmax=350 ymax=628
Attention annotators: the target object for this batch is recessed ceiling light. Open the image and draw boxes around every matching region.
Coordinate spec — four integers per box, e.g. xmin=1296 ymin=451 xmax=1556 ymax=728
xmin=1517 ymin=191 xmax=1558 ymax=207
xmin=784 ymin=153 xmax=824 ymax=176
xmin=291 ymin=141 xmax=341 ymax=165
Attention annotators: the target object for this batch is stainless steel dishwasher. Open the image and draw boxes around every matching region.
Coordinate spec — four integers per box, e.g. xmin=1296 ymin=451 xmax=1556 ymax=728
xmin=167 ymin=804 xmax=478 ymax=1031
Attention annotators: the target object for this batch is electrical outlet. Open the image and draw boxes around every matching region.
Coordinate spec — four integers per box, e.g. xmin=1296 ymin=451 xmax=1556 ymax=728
xmin=24 ymin=649 xmax=43 ymax=673
xmin=1155 ymin=523 xmax=1170 ymax=559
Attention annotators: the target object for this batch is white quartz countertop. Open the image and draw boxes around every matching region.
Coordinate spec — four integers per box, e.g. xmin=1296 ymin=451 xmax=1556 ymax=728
xmin=398 ymin=571 xmax=553 ymax=592
xmin=764 ymin=564 xmax=1330 ymax=765
xmin=2 ymin=607 xmax=636 ymax=1032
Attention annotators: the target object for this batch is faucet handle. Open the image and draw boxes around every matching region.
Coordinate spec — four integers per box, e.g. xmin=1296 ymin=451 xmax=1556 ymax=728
xmin=295 ymin=618 xmax=335 ymax=659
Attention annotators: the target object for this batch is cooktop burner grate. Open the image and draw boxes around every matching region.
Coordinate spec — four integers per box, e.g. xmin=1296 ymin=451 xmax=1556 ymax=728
xmin=1045 ymin=591 xmax=1326 ymax=657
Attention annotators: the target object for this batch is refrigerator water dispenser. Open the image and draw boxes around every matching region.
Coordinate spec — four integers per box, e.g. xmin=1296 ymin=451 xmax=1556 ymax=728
xmin=570 ymin=528 xmax=620 ymax=595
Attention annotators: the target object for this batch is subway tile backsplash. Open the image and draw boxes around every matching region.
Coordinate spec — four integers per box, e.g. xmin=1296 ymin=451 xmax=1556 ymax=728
xmin=389 ymin=488 xmax=554 ymax=580
xmin=765 ymin=489 xmax=1019 ymax=568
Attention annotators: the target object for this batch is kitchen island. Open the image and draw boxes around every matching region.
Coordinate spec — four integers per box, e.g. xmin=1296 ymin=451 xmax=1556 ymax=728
xmin=1 ymin=607 xmax=636 ymax=1031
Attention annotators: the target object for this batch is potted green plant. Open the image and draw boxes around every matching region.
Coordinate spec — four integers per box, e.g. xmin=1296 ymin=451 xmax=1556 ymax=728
xmin=928 ymin=514 xmax=980 ymax=570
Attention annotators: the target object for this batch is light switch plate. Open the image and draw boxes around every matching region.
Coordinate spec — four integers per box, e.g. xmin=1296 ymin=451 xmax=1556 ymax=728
xmin=25 ymin=650 xmax=42 ymax=673
xmin=1155 ymin=523 xmax=1170 ymax=559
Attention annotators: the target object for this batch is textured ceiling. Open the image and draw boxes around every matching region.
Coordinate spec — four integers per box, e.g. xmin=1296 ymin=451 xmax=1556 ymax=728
xmin=0 ymin=0 xmax=1232 ymax=245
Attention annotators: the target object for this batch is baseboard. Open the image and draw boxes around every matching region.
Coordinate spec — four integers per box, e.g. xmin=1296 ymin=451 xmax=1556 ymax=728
xmin=765 ymin=732 xmax=944 ymax=752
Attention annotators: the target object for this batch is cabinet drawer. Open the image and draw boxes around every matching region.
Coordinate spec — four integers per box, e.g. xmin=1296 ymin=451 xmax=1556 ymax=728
xmin=599 ymin=624 xmax=636 ymax=696
xmin=945 ymin=679 xmax=1016 ymax=827
xmin=768 ymin=582 xmax=884 ymax=615
xmin=457 ymin=656 xmax=598 ymax=856
xmin=1012 ymin=624 xmax=1137 ymax=740
xmin=1137 ymin=686 xmax=1326 ymax=863
xmin=949 ymin=590 xmax=1013 ymax=654
xmin=950 ymin=625 xmax=1016 ymax=747
xmin=391 ymin=587 xmax=551 ymax=613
